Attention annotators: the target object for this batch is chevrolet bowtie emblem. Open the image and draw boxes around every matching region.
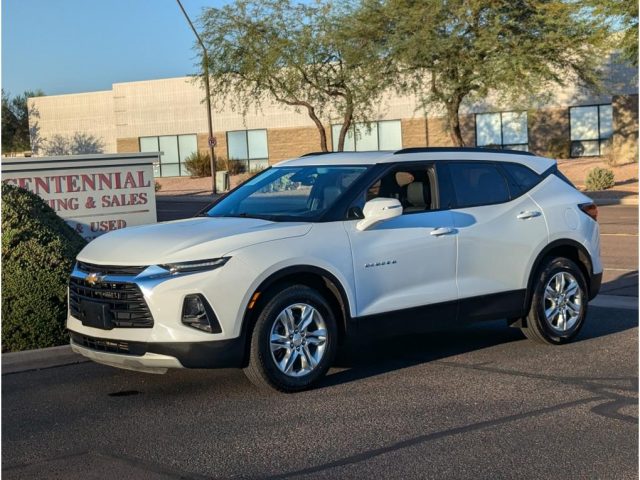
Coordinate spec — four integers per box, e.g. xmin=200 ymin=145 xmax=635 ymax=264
xmin=85 ymin=272 xmax=104 ymax=286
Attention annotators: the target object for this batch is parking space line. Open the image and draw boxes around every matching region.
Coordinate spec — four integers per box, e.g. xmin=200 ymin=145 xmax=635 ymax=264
xmin=601 ymin=233 xmax=638 ymax=237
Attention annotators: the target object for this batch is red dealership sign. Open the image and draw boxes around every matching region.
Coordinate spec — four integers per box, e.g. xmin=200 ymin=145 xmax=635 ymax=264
xmin=1 ymin=153 xmax=159 ymax=241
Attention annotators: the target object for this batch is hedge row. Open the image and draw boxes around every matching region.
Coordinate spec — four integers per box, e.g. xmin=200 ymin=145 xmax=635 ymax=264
xmin=2 ymin=183 xmax=86 ymax=352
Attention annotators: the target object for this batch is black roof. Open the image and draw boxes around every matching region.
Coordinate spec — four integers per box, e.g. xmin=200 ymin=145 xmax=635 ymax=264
xmin=301 ymin=147 xmax=536 ymax=158
xmin=394 ymin=147 xmax=535 ymax=156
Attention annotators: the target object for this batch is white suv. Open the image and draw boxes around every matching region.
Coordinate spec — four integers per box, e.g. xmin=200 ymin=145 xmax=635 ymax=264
xmin=68 ymin=148 xmax=602 ymax=392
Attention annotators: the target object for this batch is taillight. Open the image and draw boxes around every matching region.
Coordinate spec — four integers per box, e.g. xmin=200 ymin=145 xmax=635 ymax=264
xmin=578 ymin=202 xmax=598 ymax=222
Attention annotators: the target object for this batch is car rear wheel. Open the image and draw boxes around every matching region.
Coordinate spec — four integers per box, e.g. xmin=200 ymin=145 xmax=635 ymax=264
xmin=244 ymin=285 xmax=337 ymax=393
xmin=521 ymin=257 xmax=588 ymax=344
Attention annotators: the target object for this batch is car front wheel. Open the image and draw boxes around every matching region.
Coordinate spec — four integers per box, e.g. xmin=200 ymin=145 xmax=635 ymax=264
xmin=521 ymin=256 xmax=588 ymax=344
xmin=244 ymin=285 xmax=337 ymax=392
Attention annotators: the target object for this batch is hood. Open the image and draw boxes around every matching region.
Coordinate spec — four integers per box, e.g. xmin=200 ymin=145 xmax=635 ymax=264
xmin=77 ymin=217 xmax=312 ymax=266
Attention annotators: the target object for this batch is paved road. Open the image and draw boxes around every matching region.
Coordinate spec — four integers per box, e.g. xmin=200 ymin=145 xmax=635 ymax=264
xmin=2 ymin=307 xmax=637 ymax=479
xmin=598 ymin=205 xmax=638 ymax=297
xmin=156 ymin=198 xmax=212 ymax=223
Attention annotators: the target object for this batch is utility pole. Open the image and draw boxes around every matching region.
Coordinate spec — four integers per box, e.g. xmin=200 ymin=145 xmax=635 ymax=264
xmin=176 ymin=0 xmax=217 ymax=195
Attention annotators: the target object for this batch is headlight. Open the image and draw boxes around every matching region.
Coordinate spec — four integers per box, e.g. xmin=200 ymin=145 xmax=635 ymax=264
xmin=160 ymin=257 xmax=230 ymax=275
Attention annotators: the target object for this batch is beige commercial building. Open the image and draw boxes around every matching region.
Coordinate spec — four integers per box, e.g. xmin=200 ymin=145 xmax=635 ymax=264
xmin=29 ymin=59 xmax=638 ymax=177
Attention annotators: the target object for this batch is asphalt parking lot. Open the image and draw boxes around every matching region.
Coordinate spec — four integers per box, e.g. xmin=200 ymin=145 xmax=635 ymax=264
xmin=2 ymin=201 xmax=637 ymax=479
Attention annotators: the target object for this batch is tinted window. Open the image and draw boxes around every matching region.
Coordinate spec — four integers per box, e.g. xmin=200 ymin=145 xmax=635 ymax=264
xmin=449 ymin=163 xmax=510 ymax=207
xmin=502 ymin=163 xmax=540 ymax=195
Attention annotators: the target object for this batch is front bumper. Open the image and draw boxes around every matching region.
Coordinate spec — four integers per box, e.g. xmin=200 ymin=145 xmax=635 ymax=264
xmin=67 ymin=258 xmax=256 ymax=343
xmin=70 ymin=331 xmax=246 ymax=372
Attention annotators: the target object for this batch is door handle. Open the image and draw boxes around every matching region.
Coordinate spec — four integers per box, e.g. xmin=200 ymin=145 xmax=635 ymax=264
xmin=430 ymin=227 xmax=454 ymax=236
xmin=517 ymin=210 xmax=541 ymax=220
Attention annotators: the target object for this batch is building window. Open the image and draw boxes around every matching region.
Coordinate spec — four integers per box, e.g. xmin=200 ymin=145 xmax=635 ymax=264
xmin=331 ymin=120 xmax=402 ymax=152
xmin=475 ymin=111 xmax=528 ymax=151
xmin=569 ymin=104 xmax=613 ymax=157
xmin=226 ymin=129 xmax=269 ymax=171
xmin=139 ymin=134 xmax=197 ymax=177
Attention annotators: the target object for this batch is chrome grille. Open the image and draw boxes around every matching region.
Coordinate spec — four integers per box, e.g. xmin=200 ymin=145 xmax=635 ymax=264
xmin=76 ymin=261 xmax=147 ymax=277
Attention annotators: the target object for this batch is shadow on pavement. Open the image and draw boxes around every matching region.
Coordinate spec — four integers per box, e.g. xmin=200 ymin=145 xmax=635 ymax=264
xmin=601 ymin=269 xmax=638 ymax=296
xmin=322 ymin=306 xmax=638 ymax=390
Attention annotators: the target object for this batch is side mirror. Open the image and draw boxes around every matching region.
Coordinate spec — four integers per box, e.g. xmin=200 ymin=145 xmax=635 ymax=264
xmin=356 ymin=198 xmax=403 ymax=231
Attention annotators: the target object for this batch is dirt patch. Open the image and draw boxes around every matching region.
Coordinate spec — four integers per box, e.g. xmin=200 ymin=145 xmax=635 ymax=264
xmin=558 ymin=158 xmax=638 ymax=193
xmin=155 ymin=176 xmax=213 ymax=196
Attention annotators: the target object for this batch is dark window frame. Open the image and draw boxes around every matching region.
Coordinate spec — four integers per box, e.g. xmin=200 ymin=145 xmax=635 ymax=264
xmin=568 ymin=104 xmax=613 ymax=158
xmin=138 ymin=133 xmax=197 ymax=178
xmin=474 ymin=111 xmax=529 ymax=151
xmin=226 ymin=128 xmax=270 ymax=171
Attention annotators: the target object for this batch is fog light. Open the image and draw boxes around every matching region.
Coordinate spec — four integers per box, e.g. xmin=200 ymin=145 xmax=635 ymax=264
xmin=181 ymin=294 xmax=221 ymax=333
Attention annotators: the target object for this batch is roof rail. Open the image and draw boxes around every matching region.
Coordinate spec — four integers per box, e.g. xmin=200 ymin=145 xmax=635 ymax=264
xmin=301 ymin=151 xmax=335 ymax=157
xmin=394 ymin=147 xmax=535 ymax=156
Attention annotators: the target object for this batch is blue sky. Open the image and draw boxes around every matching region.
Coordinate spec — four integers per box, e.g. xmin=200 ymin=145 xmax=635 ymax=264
xmin=2 ymin=0 xmax=230 ymax=96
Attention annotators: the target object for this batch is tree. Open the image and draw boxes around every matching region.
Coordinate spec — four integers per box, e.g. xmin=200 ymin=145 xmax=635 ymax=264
xmin=365 ymin=0 xmax=609 ymax=146
xmin=1 ymin=90 xmax=18 ymax=153
xmin=43 ymin=132 xmax=105 ymax=156
xmin=585 ymin=0 xmax=638 ymax=66
xmin=199 ymin=0 xmax=391 ymax=152
xmin=1 ymin=89 xmax=45 ymax=154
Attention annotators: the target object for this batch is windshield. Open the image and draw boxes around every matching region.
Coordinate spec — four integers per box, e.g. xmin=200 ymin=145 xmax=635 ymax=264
xmin=205 ymin=166 xmax=369 ymax=221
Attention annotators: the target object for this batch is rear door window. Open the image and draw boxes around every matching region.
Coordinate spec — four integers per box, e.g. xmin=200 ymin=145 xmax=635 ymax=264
xmin=448 ymin=162 xmax=510 ymax=208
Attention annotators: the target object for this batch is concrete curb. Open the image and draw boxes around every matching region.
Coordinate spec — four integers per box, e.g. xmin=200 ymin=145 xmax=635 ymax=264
xmin=591 ymin=197 xmax=638 ymax=206
xmin=2 ymin=345 xmax=88 ymax=375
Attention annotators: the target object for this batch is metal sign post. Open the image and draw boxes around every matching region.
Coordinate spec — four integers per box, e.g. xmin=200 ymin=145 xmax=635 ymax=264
xmin=177 ymin=0 xmax=217 ymax=195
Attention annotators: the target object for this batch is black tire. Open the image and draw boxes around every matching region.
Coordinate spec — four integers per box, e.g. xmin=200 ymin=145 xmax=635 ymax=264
xmin=521 ymin=256 xmax=588 ymax=344
xmin=243 ymin=284 xmax=338 ymax=393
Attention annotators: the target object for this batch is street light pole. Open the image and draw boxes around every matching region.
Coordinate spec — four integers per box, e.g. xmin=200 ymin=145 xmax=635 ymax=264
xmin=176 ymin=0 xmax=217 ymax=195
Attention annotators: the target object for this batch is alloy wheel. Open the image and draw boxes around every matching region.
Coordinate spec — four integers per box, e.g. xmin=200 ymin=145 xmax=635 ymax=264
xmin=269 ymin=303 xmax=328 ymax=377
xmin=543 ymin=271 xmax=583 ymax=332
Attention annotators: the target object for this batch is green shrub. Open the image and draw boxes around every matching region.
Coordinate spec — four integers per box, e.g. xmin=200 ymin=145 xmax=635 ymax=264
xmin=227 ymin=160 xmax=247 ymax=175
xmin=155 ymin=181 xmax=162 ymax=192
xmin=585 ymin=167 xmax=615 ymax=191
xmin=1 ymin=184 xmax=86 ymax=352
xmin=184 ymin=151 xmax=212 ymax=177
xmin=184 ymin=152 xmax=247 ymax=177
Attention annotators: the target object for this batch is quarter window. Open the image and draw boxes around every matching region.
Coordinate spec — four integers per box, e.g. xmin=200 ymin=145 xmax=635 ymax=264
xmin=139 ymin=134 xmax=197 ymax=177
xmin=569 ymin=105 xmax=613 ymax=157
xmin=449 ymin=162 xmax=510 ymax=207
xmin=501 ymin=163 xmax=540 ymax=195
xmin=331 ymin=120 xmax=403 ymax=152
xmin=475 ymin=112 xmax=528 ymax=151
xmin=227 ymin=129 xmax=269 ymax=172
